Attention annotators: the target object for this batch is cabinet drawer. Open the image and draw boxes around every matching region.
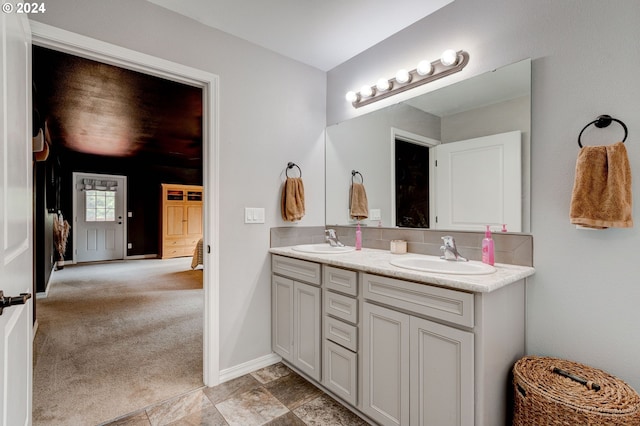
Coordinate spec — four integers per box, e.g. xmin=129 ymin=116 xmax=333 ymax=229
xmin=324 ymin=291 xmax=358 ymax=324
xmin=323 ymin=265 xmax=358 ymax=296
xmin=272 ymin=255 xmax=321 ymax=285
xmin=323 ymin=340 xmax=357 ymax=406
xmin=325 ymin=316 xmax=358 ymax=352
xmin=165 ymin=238 xmax=186 ymax=247
xmin=363 ymin=273 xmax=474 ymax=327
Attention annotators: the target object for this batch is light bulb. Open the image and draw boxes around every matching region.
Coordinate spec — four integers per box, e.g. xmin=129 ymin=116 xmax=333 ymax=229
xmin=395 ymin=69 xmax=411 ymax=84
xmin=376 ymin=78 xmax=391 ymax=92
xmin=416 ymin=60 xmax=433 ymax=76
xmin=440 ymin=49 xmax=458 ymax=66
xmin=345 ymin=91 xmax=358 ymax=103
xmin=360 ymin=85 xmax=374 ymax=98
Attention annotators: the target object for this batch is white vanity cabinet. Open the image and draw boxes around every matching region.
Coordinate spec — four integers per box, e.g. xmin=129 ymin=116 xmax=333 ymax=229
xmin=362 ymin=273 xmax=474 ymax=426
xmin=270 ymin=249 xmax=529 ymax=426
xmin=322 ymin=265 xmax=359 ymax=406
xmin=271 ymin=255 xmax=322 ymax=381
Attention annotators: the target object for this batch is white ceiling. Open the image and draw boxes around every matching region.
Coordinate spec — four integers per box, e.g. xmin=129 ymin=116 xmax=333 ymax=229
xmin=146 ymin=0 xmax=454 ymax=71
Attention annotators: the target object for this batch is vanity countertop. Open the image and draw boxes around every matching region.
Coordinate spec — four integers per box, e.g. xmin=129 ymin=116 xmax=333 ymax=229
xmin=269 ymin=246 xmax=535 ymax=293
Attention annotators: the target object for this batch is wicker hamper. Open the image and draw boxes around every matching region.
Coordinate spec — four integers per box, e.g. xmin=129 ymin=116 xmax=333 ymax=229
xmin=513 ymin=356 xmax=640 ymax=426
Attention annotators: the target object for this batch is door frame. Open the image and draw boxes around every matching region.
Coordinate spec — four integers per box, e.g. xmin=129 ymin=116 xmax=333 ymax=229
xmin=71 ymin=172 xmax=127 ymax=264
xmin=31 ymin=22 xmax=221 ymax=386
xmin=389 ymin=127 xmax=439 ymax=228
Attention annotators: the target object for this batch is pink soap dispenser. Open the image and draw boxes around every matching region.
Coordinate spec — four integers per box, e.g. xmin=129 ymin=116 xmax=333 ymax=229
xmin=355 ymin=222 xmax=362 ymax=250
xmin=482 ymin=225 xmax=494 ymax=266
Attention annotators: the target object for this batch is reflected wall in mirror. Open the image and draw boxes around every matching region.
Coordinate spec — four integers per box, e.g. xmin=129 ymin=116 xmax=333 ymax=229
xmin=326 ymin=58 xmax=531 ymax=232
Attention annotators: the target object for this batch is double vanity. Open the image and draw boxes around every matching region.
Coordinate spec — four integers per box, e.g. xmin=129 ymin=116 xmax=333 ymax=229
xmin=269 ymin=242 xmax=535 ymax=426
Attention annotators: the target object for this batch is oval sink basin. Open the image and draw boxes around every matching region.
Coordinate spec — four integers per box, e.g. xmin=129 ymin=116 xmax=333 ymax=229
xmin=291 ymin=244 xmax=356 ymax=254
xmin=390 ymin=256 xmax=496 ymax=275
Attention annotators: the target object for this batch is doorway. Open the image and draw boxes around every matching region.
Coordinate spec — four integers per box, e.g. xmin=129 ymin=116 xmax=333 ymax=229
xmin=72 ymin=172 xmax=126 ymax=263
xmin=31 ymin=21 xmax=220 ymax=392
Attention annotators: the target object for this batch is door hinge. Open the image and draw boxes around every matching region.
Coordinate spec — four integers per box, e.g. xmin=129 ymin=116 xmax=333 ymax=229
xmin=435 ymin=160 xmax=438 ymax=167
xmin=207 ymin=245 xmax=211 ymax=254
xmin=435 ymin=216 xmax=438 ymax=223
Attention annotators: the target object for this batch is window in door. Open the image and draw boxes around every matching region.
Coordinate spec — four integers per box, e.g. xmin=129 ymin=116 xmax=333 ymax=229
xmin=85 ymin=190 xmax=116 ymax=222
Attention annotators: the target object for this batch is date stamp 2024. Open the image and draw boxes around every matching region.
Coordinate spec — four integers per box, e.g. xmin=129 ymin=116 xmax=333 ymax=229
xmin=2 ymin=2 xmax=46 ymax=14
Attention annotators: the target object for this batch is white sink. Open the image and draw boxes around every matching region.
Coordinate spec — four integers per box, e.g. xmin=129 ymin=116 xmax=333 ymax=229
xmin=390 ymin=256 xmax=496 ymax=275
xmin=291 ymin=244 xmax=356 ymax=254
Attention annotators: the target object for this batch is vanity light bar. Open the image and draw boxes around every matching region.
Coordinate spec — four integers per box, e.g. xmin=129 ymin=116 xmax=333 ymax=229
xmin=346 ymin=50 xmax=470 ymax=108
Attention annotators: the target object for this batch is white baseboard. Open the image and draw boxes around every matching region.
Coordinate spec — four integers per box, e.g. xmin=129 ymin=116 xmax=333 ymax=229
xmin=218 ymin=353 xmax=282 ymax=384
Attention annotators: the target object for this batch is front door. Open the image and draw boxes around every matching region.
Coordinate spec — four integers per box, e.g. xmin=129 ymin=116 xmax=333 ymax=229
xmin=0 ymin=10 xmax=33 ymax=426
xmin=73 ymin=172 xmax=126 ymax=263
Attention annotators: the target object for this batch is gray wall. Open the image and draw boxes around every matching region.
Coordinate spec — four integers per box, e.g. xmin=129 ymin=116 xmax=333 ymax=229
xmin=31 ymin=0 xmax=326 ymax=371
xmin=328 ymin=0 xmax=640 ymax=391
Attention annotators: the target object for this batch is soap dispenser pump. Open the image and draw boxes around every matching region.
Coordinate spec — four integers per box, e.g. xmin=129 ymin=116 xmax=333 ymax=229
xmin=482 ymin=225 xmax=494 ymax=266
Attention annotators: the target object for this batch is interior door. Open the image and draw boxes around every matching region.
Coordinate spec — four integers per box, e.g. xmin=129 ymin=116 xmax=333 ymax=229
xmin=434 ymin=130 xmax=522 ymax=231
xmin=73 ymin=173 xmax=126 ymax=263
xmin=0 ymin=10 xmax=33 ymax=426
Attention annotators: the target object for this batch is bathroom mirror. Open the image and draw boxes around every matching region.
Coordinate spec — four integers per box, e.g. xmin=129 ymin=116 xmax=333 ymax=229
xmin=325 ymin=58 xmax=531 ymax=232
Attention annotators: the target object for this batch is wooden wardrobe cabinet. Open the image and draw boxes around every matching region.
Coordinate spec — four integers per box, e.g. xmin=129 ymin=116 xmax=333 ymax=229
xmin=160 ymin=184 xmax=203 ymax=259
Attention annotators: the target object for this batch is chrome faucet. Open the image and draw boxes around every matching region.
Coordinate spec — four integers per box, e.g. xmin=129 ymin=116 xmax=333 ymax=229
xmin=440 ymin=236 xmax=468 ymax=261
xmin=325 ymin=229 xmax=344 ymax=247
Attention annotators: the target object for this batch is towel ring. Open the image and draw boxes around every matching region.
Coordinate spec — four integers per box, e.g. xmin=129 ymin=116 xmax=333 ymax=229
xmin=351 ymin=170 xmax=363 ymax=184
xmin=286 ymin=162 xmax=302 ymax=178
xmin=578 ymin=115 xmax=628 ymax=148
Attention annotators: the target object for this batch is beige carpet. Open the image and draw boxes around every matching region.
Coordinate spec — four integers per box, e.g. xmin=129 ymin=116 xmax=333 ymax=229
xmin=33 ymin=258 xmax=204 ymax=425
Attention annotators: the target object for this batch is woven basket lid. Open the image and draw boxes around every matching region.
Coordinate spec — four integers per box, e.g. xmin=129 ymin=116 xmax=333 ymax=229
xmin=514 ymin=356 xmax=640 ymax=415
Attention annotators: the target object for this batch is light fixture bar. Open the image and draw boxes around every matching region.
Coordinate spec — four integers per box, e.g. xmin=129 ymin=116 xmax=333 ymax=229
xmin=349 ymin=50 xmax=470 ymax=108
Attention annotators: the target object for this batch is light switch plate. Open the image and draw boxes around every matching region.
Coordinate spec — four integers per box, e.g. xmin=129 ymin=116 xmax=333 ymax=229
xmin=245 ymin=207 xmax=265 ymax=224
xmin=369 ymin=209 xmax=381 ymax=220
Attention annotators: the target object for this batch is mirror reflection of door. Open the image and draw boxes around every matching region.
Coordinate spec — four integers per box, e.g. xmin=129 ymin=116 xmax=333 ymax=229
xmin=73 ymin=172 xmax=126 ymax=262
xmin=434 ymin=131 xmax=522 ymax=231
xmin=395 ymin=139 xmax=431 ymax=228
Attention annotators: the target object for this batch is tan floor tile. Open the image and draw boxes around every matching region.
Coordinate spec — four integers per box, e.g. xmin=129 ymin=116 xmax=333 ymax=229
xmin=215 ymin=387 xmax=288 ymax=426
xmin=99 ymin=410 xmax=151 ymax=426
xmin=250 ymin=362 xmax=292 ymax=384
xmin=203 ymin=374 xmax=261 ymax=405
xmin=293 ymin=394 xmax=369 ymax=426
xmin=146 ymin=390 xmax=213 ymax=426
xmin=165 ymin=404 xmax=228 ymax=426
xmin=264 ymin=372 xmax=323 ymax=410
xmin=263 ymin=411 xmax=307 ymax=426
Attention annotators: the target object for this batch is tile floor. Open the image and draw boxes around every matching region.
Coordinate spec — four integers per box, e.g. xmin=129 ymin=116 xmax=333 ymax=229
xmin=100 ymin=363 xmax=370 ymax=426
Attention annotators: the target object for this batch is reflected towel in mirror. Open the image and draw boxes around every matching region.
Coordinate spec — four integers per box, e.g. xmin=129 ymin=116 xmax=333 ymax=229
xmin=350 ymin=183 xmax=369 ymax=220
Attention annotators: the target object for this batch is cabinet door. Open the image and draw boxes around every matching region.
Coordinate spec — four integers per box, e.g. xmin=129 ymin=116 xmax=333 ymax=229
xmin=293 ymin=281 xmax=321 ymax=381
xmin=324 ymin=340 xmax=357 ymax=406
xmin=165 ymin=204 xmax=185 ymax=237
xmin=410 ymin=316 xmax=474 ymax=426
xmin=272 ymin=275 xmax=294 ymax=362
xmin=362 ymin=303 xmax=409 ymax=426
xmin=185 ymin=204 xmax=203 ymax=237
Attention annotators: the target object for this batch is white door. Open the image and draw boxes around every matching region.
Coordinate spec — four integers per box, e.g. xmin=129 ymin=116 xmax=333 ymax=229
xmin=73 ymin=173 xmax=126 ymax=263
xmin=434 ymin=131 xmax=522 ymax=231
xmin=0 ymin=10 xmax=33 ymax=426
